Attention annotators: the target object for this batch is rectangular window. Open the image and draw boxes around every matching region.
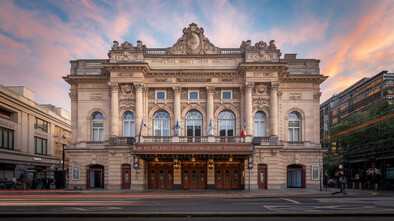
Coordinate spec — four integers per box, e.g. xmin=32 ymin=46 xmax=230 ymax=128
xmin=189 ymin=91 xmax=199 ymax=99
xmin=34 ymin=137 xmax=47 ymax=155
xmin=35 ymin=118 xmax=48 ymax=132
xmin=222 ymin=91 xmax=232 ymax=99
xmin=0 ymin=108 xmax=12 ymax=120
xmin=156 ymin=91 xmax=166 ymax=99
xmin=0 ymin=127 xmax=14 ymax=150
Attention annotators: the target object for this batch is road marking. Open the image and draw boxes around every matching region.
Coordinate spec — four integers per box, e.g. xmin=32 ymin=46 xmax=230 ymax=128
xmin=281 ymin=198 xmax=301 ymax=204
xmin=263 ymin=205 xmax=274 ymax=211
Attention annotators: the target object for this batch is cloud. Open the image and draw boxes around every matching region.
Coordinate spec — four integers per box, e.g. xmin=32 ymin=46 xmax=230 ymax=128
xmin=319 ymin=0 xmax=394 ymax=103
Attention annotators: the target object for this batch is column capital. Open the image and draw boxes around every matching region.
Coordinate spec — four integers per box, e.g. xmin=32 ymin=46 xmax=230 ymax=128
xmin=173 ymin=86 xmax=182 ymax=94
xmin=108 ymin=82 xmax=119 ymax=92
xmin=68 ymin=90 xmax=78 ymax=102
xmin=245 ymin=83 xmax=254 ymax=92
xmin=134 ymin=83 xmax=144 ymax=93
xmin=270 ymin=82 xmax=279 ymax=92
xmin=206 ymin=86 xmax=216 ymax=94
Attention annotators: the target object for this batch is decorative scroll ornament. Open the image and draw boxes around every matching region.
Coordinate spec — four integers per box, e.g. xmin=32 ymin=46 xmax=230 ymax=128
xmin=241 ymin=40 xmax=282 ymax=62
xmin=167 ymin=23 xmax=220 ymax=55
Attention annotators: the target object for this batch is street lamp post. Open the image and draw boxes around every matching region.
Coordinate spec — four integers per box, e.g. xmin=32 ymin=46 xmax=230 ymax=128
xmin=62 ymin=134 xmax=67 ymax=189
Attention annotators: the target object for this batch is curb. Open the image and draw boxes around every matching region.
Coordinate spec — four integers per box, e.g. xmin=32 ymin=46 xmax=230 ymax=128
xmin=1 ymin=212 xmax=394 ymax=217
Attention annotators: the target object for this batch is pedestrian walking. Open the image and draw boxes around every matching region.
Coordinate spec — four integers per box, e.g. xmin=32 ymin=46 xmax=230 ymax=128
xmin=332 ymin=175 xmax=347 ymax=195
xmin=11 ymin=177 xmax=17 ymax=190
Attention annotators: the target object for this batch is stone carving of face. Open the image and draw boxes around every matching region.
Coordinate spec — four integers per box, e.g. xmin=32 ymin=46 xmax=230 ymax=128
xmin=121 ymin=84 xmax=132 ymax=94
xmin=256 ymin=84 xmax=267 ymax=94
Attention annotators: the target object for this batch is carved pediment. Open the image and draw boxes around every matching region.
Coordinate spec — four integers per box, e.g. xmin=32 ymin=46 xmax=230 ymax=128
xmin=167 ymin=23 xmax=220 ymax=55
xmin=241 ymin=40 xmax=281 ymax=62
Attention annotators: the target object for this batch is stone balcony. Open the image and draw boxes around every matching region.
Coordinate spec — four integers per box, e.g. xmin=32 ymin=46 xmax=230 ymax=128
xmin=74 ymin=136 xmax=282 ymax=148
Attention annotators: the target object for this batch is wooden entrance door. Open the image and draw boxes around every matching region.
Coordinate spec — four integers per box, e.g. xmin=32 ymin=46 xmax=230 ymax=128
xmin=258 ymin=164 xmax=267 ymax=189
xmin=215 ymin=162 xmax=241 ymax=190
xmin=181 ymin=162 xmax=207 ymax=189
xmin=122 ymin=166 xmax=131 ymax=189
xmin=148 ymin=162 xmax=174 ymax=189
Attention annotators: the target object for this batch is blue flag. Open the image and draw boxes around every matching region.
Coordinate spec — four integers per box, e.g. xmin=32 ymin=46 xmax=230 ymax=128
xmin=174 ymin=119 xmax=180 ymax=136
xmin=137 ymin=119 xmax=146 ymax=144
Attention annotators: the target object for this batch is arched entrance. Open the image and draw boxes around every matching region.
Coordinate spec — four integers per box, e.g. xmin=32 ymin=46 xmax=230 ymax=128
xmin=258 ymin=164 xmax=268 ymax=189
xmin=121 ymin=164 xmax=131 ymax=189
xmin=287 ymin=164 xmax=305 ymax=188
xmin=87 ymin=164 xmax=104 ymax=188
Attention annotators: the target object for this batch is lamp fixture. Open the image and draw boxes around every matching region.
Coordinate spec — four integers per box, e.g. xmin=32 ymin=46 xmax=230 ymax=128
xmin=191 ymin=154 xmax=196 ymax=162
xmin=229 ymin=155 xmax=233 ymax=162
xmin=154 ymin=155 xmax=159 ymax=162
xmin=208 ymin=158 xmax=214 ymax=170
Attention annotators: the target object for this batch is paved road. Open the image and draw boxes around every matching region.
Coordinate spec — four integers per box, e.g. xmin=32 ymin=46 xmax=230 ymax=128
xmin=1 ymin=217 xmax=394 ymax=221
xmin=0 ymin=193 xmax=394 ymax=216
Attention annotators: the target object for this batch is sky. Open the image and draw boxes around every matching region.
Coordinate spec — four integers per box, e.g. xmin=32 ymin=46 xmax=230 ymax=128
xmin=0 ymin=0 xmax=393 ymax=113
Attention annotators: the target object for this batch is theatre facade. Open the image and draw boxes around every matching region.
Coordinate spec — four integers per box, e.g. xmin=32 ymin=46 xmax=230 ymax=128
xmin=64 ymin=23 xmax=327 ymax=190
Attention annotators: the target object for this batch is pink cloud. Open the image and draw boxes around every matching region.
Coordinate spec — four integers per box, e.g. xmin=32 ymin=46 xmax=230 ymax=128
xmin=318 ymin=0 xmax=394 ymax=103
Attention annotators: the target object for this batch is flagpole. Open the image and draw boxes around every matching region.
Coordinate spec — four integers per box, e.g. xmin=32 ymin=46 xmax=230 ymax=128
xmin=137 ymin=119 xmax=143 ymax=144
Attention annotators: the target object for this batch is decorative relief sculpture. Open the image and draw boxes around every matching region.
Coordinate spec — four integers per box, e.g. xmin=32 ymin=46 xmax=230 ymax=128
xmin=109 ymin=51 xmax=143 ymax=62
xmin=148 ymin=89 xmax=155 ymax=99
xmin=167 ymin=23 xmax=220 ymax=55
xmin=109 ymin=40 xmax=144 ymax=62
xmin=199 ymin=89 xmax=207 ymax=99
xmin=111 ymin=41 xmax=120 ymax=50
xmin=173 ymin=86 xmax=182 ymax=94
xmin=120 ymin=84 xmax=133 ymax=94
xmin=119 ymin=98 xmax=136 ymax=110
xmin=241 ymin=39 xmax=281 ymax=62
xmin=253 ymin=83 xmax=270 ymax=106
xmin=289 ymin=93 xmax=302 ymax=100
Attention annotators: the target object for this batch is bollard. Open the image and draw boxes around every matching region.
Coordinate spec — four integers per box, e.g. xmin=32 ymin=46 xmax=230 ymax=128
xmin=375 ymin=183 xmax=378 ymax=190
xmin=353 ymin=182 xmax=355 ymax=189
xmin=359 ymin=182 xmax=362 ymax=189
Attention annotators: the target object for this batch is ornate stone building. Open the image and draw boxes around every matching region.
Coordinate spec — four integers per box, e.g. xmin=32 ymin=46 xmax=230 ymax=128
xmin=64 ymin=23 xmax=327 ymax=190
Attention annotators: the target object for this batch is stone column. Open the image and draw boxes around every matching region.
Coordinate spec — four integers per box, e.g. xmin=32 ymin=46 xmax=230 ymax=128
xmin=245 ymin=83 xmax=254 ymax=136
xmin=108 ymin=82 xmax=119 ymax=137
xmin=206 ymin=86 xmax=215 ymax=136
xmin=173 ymin=86 xmax=181 ymax=135
xmin=270 ymin=82 xmax=279 ymax=136
xmin=68 ymin=89 xmax=78 ymax=145
xmin=134 ymin=83 xmax=144 ymax=136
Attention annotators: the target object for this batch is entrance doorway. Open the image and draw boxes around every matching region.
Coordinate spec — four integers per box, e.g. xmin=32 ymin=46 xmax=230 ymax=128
xmin=215 ymin=162 xmax=241 ymax=189
xmin=148 ymin=162 xmax=173 ymax=189
xmin=122 ymin=164 xmax=131 ymax=189
xmin=258 ymin=164 xmax=267 ymax=189
xmin=287 ymin=164 xmax=305 ymax=188
xmin=87 ymin=165 xmax=104 ymax=188
xmin=181 ymin=162 xmax=207 ymax=189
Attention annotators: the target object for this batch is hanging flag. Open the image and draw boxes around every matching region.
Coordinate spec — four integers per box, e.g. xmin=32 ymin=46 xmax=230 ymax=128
xmin=241 ymin=118 xmax=246 ymax=137
xmin=137 ymin=119 xmax=146 ymax=144
xmin=174 ymin=119 xmax=180 ymax=136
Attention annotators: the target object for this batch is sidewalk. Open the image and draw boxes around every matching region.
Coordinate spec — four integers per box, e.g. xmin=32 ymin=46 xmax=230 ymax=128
xmin=0 ymin=187 xmax=388 ymax=198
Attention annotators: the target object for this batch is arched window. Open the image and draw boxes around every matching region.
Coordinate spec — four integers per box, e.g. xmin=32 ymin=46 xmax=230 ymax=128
xmin=254 ymin=112 xmax=266 ymax=137
xmin=123 ymin=112 xmax=135 ymax=137
xmin=186 ymin=110 xmax=202 ymax=137
xmin=288 ymin=112 xmax=301 ymax=141
xmin=218 ymin=111 xmax=235 ymax=136
xmin=92 ymin=112 xmax=104 ymax=141
xmin=154 ymin=111 xmax=170 ymax=136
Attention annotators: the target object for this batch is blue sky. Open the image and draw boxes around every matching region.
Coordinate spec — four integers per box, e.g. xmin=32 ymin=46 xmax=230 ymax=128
xmin=0 ymin=0 xmax=393 ymax=113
